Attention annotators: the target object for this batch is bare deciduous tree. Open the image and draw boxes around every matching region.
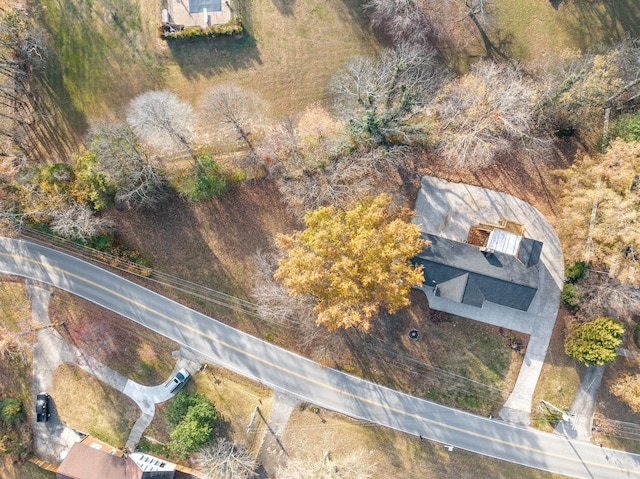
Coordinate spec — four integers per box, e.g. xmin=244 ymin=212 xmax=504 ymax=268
xmin=126 ymin=90 xmax=194 ymax=157
xmin=573 ymin=272 xmax=640 ymax=321
xmin=329 ymin=45 xmax=446 ymax=148
xmin=251 ymin=250 xmax=321 ymax=347
xmin=275 ymin=152 xmax=395 ymax=217
xmin=556 ymin=140 xmax=640 ymax=285
xmin=199 ymin=85 xmax=266 ymax=153
xmin=196 ymin=438 xmax=259 ymax=479
xmin=0 ymin=327 xmax=28 ymax=363
xmin=49 ymin=201 xmax=111 ymax=241
xmin=257 ymin=105 xmax=350 ymax=178
xmin=252 ymin=251 xmax=349 ymax=358
xmin=436 ymin=61 xmax=543 ymax=169
xmin=89 ymin=120 xmax=164 ymax=208
xmin=536 ymin=41 xmax=640 ymax=138
xmin=277 ymin=449 xmax=376 ymax=479
xmin=365 ymin=0 xmax=432 ymax=45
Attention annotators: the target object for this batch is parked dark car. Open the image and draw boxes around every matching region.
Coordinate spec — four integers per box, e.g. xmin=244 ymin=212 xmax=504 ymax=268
xmin=167 ymin=368 xmax=191 ymax=393
xmin=36 ymin=393 xmax=50 ymax=422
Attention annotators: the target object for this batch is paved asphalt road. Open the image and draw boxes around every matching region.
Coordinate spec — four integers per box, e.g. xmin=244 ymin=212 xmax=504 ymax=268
xmin=2 ymin=237 xmax=640 ymax=479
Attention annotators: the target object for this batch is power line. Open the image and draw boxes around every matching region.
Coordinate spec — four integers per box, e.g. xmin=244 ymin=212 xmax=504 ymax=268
xmin=16 ymin=225 xmax=509 ymax=406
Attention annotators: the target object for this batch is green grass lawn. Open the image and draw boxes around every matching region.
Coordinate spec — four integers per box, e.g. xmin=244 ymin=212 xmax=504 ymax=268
xmin=36 ymin=0 xmax=163 ymax=118
xmin=34 ymin=0 xmax=378 ymax=144
xmin=492 ymin=0 xmax=640 ymax=63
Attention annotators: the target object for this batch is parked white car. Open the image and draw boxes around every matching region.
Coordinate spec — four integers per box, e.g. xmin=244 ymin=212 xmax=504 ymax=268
xmin=167 ymin=368 xmax=191 ymax=393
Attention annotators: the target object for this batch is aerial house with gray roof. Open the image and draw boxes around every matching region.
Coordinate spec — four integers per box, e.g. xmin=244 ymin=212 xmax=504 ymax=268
xmin=413 ymin=222 xmax=543 ymax=312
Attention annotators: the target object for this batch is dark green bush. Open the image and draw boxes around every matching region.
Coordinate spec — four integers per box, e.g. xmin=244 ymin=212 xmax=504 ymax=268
xmin=167 ymin=391 xmax=199 ymax=427
xmin=565 ymin=261 xmax=586 ymax=283
xmin=166 ymin=391 xmax=218 ymax=457
xmin=610 ymin=112 xmax=640 ymax=143
xmin=1 ymin=398 xmax=22 ymax=423
xmin=561 ymin=283 xmax=581 ymax=310
xmin=174 ymin=155 xmax=228 ymax=202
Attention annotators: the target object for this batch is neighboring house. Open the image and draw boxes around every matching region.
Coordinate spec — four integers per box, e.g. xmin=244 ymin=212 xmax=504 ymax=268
xmin=56 ymin=436 xmax=175 ymax=479
xmin=413 ymin=220 xmax=543 ymax=312
xmin=164 ymin=0 xmax=231 ymax=27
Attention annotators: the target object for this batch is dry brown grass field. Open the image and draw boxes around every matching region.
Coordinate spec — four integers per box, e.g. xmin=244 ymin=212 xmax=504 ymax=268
xmin=50 ymin=364 xmax=140 ymax=448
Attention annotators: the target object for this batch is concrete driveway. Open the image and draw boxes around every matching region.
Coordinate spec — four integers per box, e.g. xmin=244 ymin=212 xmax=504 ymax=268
xmin=30 ymin=281 xmax=82 ymax=463
xmin=413 ymin=176 xmax=564 ymax=425
xmin=28 ymin=280 xmax=199 ymax=461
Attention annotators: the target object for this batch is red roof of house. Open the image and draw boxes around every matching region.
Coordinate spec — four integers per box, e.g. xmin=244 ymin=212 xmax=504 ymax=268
xmin=56 ymin=441 xmax=130 ymax=479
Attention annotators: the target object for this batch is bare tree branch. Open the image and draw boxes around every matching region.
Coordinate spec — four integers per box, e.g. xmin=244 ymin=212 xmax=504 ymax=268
xmin=126 ymin=90 xmax=195 ymax=158
xmin=196 ymin=438 xmax=259 ymax=479
xmin=436 ymin=61 xmax=543 ymax=169
xmin=199 ymin=85 xmax=267 ymax=154
xmin=89 ymin=120 xmax=165 ymax=209
xmin=329 ymin=45 xmax=447 ymax=147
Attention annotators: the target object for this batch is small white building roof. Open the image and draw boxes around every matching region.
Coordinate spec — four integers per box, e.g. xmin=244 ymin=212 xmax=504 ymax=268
xmin=129 ymin=452 xmax=176 ymax=473
xmin=486 ymin=229 xmax=521 ymax=256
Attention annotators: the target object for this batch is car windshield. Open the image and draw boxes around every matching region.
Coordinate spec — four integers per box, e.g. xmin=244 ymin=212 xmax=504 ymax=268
xmin=176 ymin=372 xmax=184 ymax=381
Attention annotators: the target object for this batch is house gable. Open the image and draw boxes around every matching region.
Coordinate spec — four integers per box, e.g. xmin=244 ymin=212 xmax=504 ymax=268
xmin=414 ymin=233 xmax=541 ymax=311
xmin=56 ymin=442 xmax=127 ymax=479
xmin=56 ymin=437 xmax=174 ymax=479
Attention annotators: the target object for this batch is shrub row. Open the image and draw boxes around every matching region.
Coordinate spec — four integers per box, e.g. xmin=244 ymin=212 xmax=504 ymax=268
xmin=160 ymin=19 xmax=243 ymax=40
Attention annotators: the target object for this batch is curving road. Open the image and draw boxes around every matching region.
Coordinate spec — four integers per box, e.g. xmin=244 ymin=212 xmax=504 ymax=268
xmin=2 ymin=237 xmax=640 ymax=479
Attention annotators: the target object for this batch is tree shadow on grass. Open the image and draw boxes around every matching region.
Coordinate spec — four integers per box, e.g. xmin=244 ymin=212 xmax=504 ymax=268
xmin=271 ymin=0 xmax=295 ymax=17
xmin=27 ymin=57 xmax=87 ymax=162
xmin=562 ymin=0 xmax=640 ymax=50
xmin=164 ymin=34 xmax=262 ymax=81
xmin=337 ymin=0 xmax=393 ymax=47
xmin=109 ymin=179 xmax=297 ymax=338
xmin=34 ymin=0 xmax=165 ymax=138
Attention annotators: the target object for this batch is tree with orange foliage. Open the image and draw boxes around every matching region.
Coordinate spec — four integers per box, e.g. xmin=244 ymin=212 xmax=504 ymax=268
xmin=275 ymin=194 xmax=427 ymax=331
xmin=556 ymin=139 xmax=640 ymax=285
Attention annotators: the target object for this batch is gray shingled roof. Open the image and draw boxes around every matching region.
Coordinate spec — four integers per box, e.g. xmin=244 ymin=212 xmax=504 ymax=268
xmin=517 ymin=237 xmax=543 ymax=267
xmin=413 ymin=233 xmax=541 ymax=311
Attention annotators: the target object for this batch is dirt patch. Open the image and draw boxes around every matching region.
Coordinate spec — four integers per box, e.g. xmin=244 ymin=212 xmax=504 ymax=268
xmin=48 ymin=290 xmax=177 ymax=386
xmin=109 ymin=179 xmax=297 ymax=293
xmin=413 ymin=141 xmax=577 ymax=220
